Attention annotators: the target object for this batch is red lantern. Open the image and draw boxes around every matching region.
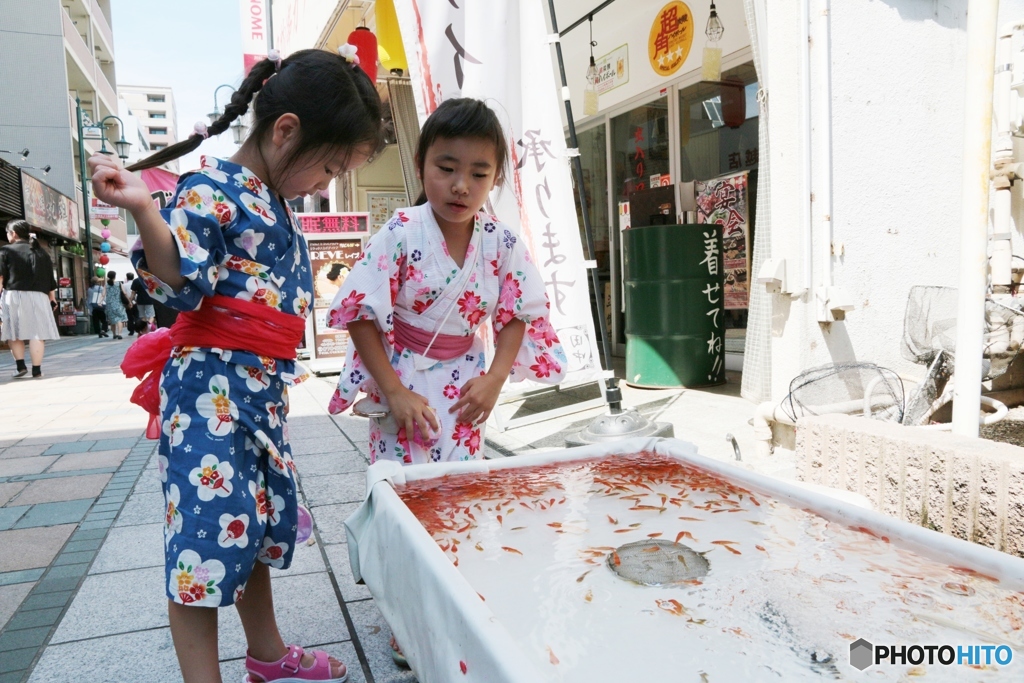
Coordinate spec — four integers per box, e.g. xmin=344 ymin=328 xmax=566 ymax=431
xmin=721 ymin=78 xmax=746 ymax=129
xmin=99 ymin=254 xmax=110 ymax=265
xmin=347 ymin=27 xmax=379 ymax=83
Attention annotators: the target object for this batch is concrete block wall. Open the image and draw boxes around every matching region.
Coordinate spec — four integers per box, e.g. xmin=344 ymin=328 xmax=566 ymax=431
xmin=795 ymin=414 xmax=1024 ymax=557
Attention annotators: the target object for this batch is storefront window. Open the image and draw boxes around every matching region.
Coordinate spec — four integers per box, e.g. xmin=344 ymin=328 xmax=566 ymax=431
xmin=611 ymin=97 xmax=669 ymax=201
xmin=572 ymin=124 xmax=609 ymax=248
xmin=678 ymin=63 xmax=759 ymax=182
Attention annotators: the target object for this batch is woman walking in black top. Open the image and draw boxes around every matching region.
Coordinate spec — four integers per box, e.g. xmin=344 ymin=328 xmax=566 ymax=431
xmin=0 ymin=221 xmax=59 ymax=378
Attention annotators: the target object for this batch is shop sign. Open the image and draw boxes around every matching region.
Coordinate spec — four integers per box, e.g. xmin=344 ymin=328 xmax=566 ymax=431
xmin=90 ymin=197 xmax=120 ymax=220
xmin=58 ymin=277 xmax=71 ymax=287
xmin=296 ymin=212 xmax=369 ymax=236
xmin=303 ymin=236 xmax=363 ymax=373
xmin=695 ymin=171 xmax=750 ymax=310
xmin=595 ymin=44 xmax=629 ymax=95
xmin=648 ymin=1 xmax=694 ymax=77
xmin=21 ymin=172 xmax=77 ymax=241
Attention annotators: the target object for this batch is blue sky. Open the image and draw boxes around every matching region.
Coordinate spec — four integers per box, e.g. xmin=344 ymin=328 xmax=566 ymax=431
xmin=110 ymin=0 xmax=246 ymax=173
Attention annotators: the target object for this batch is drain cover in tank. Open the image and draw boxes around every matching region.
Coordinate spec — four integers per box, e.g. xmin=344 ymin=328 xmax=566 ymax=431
xmin=607 ymin=540 xmax=710 ymax=586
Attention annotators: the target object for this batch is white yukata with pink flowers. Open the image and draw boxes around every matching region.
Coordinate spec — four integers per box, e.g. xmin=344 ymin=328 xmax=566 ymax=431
xmin=327 ymin=203 xmax=567 ymax=464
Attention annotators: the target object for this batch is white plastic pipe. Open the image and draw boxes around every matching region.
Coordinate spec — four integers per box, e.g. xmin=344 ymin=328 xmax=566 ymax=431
xmin=952 ymin=0 xmax=1000 ymax=438
xmin=799 ymin=0 xmax=813 ymax=295
xmin=920 ymin=396 xmax=1009 ymax=431
xmin=814 ymin=0 xmax=834 ymax=297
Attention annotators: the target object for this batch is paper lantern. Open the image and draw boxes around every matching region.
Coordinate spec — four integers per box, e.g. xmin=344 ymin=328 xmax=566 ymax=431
xmin=99 ymin=254 xmax=110 ymax=265
xmin=101 ymin=229 xmax=111 ymax=239
xmin=375 ymin=0 xmax=408 ymax=74
xmin=100 ymin=219 xmax=110 ymax=226
xmin=100 ymin=242 xmax=111 ymax=253
xmin=347 ymin=27 xmax=379 ymax=83
xmin=95 ymin=266 xmax=106 ymax=277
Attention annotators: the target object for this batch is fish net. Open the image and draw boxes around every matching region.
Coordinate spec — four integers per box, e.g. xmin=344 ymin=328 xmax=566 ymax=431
xmin=781 ymin=363 xmax=905 ymax=424
xmin=608 ymin=540 xmax=710 ymax=586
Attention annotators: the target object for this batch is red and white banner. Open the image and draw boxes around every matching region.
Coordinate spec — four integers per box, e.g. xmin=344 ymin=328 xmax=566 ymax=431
xmin=240 ymin=0 xmax=269 ymax=75
xmin=139 ymin=167 xmax=179 ymax=210
xmin=394 ymin=0 xmax=604 ymax=387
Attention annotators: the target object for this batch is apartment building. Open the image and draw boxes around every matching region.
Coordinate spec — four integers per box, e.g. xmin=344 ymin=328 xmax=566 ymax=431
xmin=119 ymin=85 xmax=178 ymax=172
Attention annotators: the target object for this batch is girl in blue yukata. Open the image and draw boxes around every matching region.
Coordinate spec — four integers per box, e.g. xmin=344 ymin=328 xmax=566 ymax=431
xmin=88 ymin=45 xmax=384 ymax=683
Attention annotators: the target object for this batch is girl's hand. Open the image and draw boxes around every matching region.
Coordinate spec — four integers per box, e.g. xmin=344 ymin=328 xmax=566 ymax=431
xmin=88 ymin=154 xmax=153 ymax=214
xmin=387 ymin=386 xmax=440 ymax=442
xmin=449 ymin=373 xmax=504 ymax=426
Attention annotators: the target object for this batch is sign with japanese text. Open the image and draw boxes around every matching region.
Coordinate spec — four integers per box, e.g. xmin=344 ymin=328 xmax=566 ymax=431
xmin=696 ymin=171 xmax=750 ymax=309
xmin=648 ymin=1 xmax=694 ymax=77
xmin=296 ymin=212 xmax=369 ymax=236
xmin=21 ymin=172 xmax=77 ymax=242
xmin=595 ymin=44 xmax=629 ymax=95
xmin=90 ymin=197 xmax=120 ymax=220
xmin=393 ymin=0 xmax=603 ymax=391
xmin=303 ymin=236 xmax=363 ymax=373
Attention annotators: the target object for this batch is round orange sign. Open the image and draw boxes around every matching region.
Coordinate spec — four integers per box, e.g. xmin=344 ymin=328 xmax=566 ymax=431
xmin=648 ymin=1 xmax=694 ymax=77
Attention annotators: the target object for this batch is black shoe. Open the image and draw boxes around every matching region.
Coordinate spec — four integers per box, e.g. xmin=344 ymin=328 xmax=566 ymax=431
xmin=12 ymin=369 xmax=27 ymax=379
xmin=114 ymin=335 xmax=123 ymax=340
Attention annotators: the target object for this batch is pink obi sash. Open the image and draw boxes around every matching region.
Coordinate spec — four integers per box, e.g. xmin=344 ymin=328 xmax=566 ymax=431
xmin=392 ymin=316 xmax=474 ymax=361
xmin=121 ymin=295 xmax=306 ymax=439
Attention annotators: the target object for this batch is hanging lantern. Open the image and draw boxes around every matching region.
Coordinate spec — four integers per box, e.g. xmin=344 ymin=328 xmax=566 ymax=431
xmin=100 ymin=242 xmax=111 ymax=253
xmin=100 ymin=229 xmax=111 ymax=240
xmin=100 ymin=219 xmax=110 ymax=227
xmin=721 ymin=78 xmax=746 ymax=128
xmin=701 ymin=1 xmax=724 ymax=81
xmin=99 ymin=253 xmax=110 ymax=265
xmin=375 ymin=0 xmax=408 ymax=74
xmin=347 ymin=27 xmax=379 ymax=83
xmin=583 ymin=16 xmax=599 ymax=116
xmin=95 ymin=266 xmax=106 ymax=277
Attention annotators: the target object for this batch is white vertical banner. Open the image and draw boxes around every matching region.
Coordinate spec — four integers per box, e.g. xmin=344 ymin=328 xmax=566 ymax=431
xmin=394 ymin=0 xmax=604 ymax=389
xmin=240 ymin=0 xmax=269 ymax=75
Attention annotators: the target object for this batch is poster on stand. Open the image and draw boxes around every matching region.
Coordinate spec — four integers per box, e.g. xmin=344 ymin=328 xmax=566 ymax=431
xmin=695 ymin=171 xmax=749 ymax=309
xmin=303 ymin=232 xmax=364 ymax=375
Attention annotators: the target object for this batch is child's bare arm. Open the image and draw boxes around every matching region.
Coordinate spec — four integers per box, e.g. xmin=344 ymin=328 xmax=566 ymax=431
xmin=89 ymin=154 xmax=184 ymax=290
xmin=349 ymin=320 xmax=440 ymax=438
xmin=450 ymin=318 xmax=525 ymax=425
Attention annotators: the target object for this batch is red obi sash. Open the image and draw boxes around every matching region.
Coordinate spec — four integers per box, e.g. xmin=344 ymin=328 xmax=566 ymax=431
xmin=392 ymin=316 xmax=474 ymax=361
xmin=121 ymin=295 xmax=306 ymax=439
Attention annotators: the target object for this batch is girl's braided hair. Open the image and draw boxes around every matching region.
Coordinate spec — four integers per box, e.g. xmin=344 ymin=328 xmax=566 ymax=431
xmin=126 ymin=49 xmax=386 ymax=177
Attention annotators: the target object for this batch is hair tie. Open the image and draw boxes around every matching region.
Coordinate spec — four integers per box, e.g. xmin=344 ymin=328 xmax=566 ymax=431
xmin=193 ymin=121 xmax=209 ymax=139
xmin=338 ymin=43 xmax=360 ymax=67
xmin=268 ymin=48 xmax=282 ymax=71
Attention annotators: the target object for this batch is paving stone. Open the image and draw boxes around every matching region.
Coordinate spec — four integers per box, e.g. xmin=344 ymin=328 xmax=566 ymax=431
xmin=49 ymin=566 xmax=167 ymax=643
xmin=51 ymin=550 xmax=96 ymax=567
xmin=89 ymin=503 xmax=123 ymax=513
xmin=77 ymin=520 xmax=114 ymax=531
xmin=0 ymin=525 xmax=76 ymax=572
xmin=5 ymin=606 xmax=62 ymax=631
xmin=41 ymin=441 xmax=95 ymax=456
xmin=306 ymin=502 xmax=360 ymax=546
xmin=0 ymin=582 xmax=34 ymax=631
xmin=70 ymin=528 xmax=107 ymax=542
xmin=84 ymin=511 xmax=117 ymax=521
xmin=0 ymin=626 xmax=49 ymax=652
xmin=17 ymin=433 xmax=80 ymax=447
xmin=19 ymin=591 xmax=72 ymax=612
xmin=48 ymin=449 xmax=129 ymax=473
xmin=89 ymin=523 xmax=163 ymax=574
xmin=10 ymin=474 xmax=111 ymax=506
xmin=62 ymin=537 xmax=102 ymax=553
xmin=34 ymin=576 xmax=81 ymax=593
xmin=0 ymin=671 xmax=24 ymax=683
xmin=27 ymin=627 xmax=180 ymax=683
xmin=0 ymin=506 xmax=28 ymax=531
xmin=300 ymin=473 xmax=365 ymax=507
xmin=0 ymin=482 xmax=27 ymax=505
xmin=91 ymin=437 xmax=140 ymax=451
xmin=0 ymin=456 xmax=59 ymax=477
xmin=290 ymin=437 xmax=352 ymax=457
xmin=324 ymin=543 xmax=371 ymax=602
xmin=346 ymin=599 xmax=420 ymax=683
xmin=273 ymin=539 xmax=326 ymax=577
xmin=218 ymin=572 xmax=350 ymax=661
xmin=294 ymin=451 xmax=369 ymax=478
xmin=13 ymin=500 xmax=93 ymax=529
xmin=0 ymin=569 xmax=45 ymax=587
xmin=0 ymin=646 xmax=36 ymax=674
xmin=0 ymin=444 xmax=48 ymax=460
xmin=44 ymin=563 xmax=89 ymax=580
xmin=112 ymin=490 xmax=163 ymax=527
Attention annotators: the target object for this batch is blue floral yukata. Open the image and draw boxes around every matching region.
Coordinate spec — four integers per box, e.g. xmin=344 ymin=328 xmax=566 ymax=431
xmin=131 ymin=156 xmax=314 ymax=607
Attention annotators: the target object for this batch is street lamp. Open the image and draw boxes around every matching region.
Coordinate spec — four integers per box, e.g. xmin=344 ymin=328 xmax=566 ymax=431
xmin=210 ymin=84 xmax=248 ymax=146
xmin=208 ymin=84 xmax=236 ymax=123
xmin=93 ymin=115 xmax=132 ymax=161
xmin=0 ymin=148 xmax=29 ymax=161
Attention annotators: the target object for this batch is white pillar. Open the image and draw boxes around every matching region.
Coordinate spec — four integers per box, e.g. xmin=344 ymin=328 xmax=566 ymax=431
xmin=952 ymin=0 xmax=1000 ymax=437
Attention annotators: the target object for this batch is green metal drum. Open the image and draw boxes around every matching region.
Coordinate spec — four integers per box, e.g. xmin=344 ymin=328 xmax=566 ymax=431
xmin=623 ymin=224 xmax=725 ymax=388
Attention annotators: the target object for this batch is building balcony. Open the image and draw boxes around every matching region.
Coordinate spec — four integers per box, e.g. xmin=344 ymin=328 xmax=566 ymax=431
xmin=62 ymin=9 xmax=93 ymax=79
xmin=87 ymin=0 xmax=115 ymax=62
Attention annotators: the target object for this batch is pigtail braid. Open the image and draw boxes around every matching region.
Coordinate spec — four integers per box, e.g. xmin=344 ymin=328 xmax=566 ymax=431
xmin=125 ymin=59 xmax=279 ymax=172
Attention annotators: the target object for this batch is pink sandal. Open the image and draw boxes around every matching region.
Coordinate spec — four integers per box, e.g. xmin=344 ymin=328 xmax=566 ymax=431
xmin=243 ymin=644 xmax=348 ymax=683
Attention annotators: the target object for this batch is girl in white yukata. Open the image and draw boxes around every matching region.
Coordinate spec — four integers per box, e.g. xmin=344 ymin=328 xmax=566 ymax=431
xmin=327 ymin=98 xmax=568 ymax=466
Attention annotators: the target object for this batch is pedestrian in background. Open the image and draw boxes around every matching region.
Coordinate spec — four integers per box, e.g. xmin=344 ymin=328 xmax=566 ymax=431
xmin=130 ymin=272 xmax=154 ymax=332
xmin=104 ymin=270 xmax=127 ymax=339
xmin=87 ymin=276 xmax=108 ymax=337
xmin=123 ymin=272 xmax=139 ymax=335
xmin=0 ymin=220 xmax=59 ymax=378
